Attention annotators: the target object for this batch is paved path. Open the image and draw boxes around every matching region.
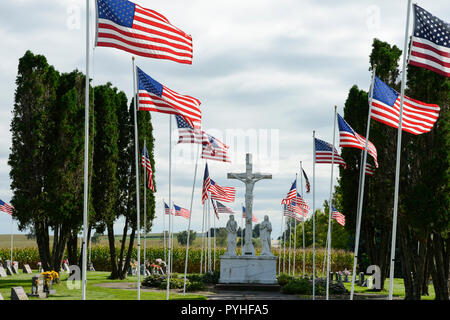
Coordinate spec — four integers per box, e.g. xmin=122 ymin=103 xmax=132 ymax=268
xmin=94 ymin=282 xmax=394 ymax=300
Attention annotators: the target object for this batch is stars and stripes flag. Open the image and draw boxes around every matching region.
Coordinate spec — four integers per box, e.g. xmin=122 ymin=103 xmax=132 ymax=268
xmin=95 ymin=0 xmax=193 ymax=64
xmin=365 ymin=163 xmax=375 ymax=176
xmin=283 ymin=204 xmax=304 ymax=222
xmin=173 ymin=204 xmax=190 ymax=219
xmin=295 ymin=193 xmax=311 ymax=215
xmin=337 ymin=113 xmax=378 ymax=167
xmin=281 ymin=180 xmax=297 ymax=205
xmin=314 ymin=138 xmax=347 ymax=169
xmin=201 ymin=134 xmax=231 ymax=163
xmin=137 ymin=66 xmax=201 ymax=127
xmin=215 ymin=201 xmax=234 ymax=214
xmin=302 ymin=168 xmax=311 ymax=193
xmin=211 ymin=199 xmax=220 ymax=220
xmin=409 ymin=4 xmax=450 ymax=78
xmin=209 ymin=179 xmax=236 ymax=203
xmin=202 ymin=163 xmax=211 ymax=204
xmin=164 ymin=202 xmax=174 ymax=215
xmin=0 ymin=200 xmax=13 ymax=215
xmin=175 ymin=115 xmax=205 ymax=144
xmin=242 ymin=206 xmax=258 ymax=223
xmin=141 ymin=145 xmax=155 ymax=191
xmin=331 ymin=206 xmax=345 ymax=226
xmin=370 ymin=76 xmax=440 ymax=135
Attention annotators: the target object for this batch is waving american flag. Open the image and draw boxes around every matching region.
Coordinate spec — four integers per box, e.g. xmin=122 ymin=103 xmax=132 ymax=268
xmin=314 ymin=138 xmax=347 ymax=169
xmin=0 ymin=199 xmax=13 ymax=216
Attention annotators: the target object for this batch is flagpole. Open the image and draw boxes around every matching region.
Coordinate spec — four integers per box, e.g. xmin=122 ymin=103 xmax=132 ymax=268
xmin=293 ymin=173 xmax=298 ymax=277
xmin=213 ymin=204 xmax=216 ymax=271
xmin=326 ymin=105 xmax=337 ymax=300
xmin=350 ymin=65 xmax=377 ymax=300
xmin=10 ymin=215 xmax=13 ymax=264
xmin=389 ymin=0 xmax=412 ymax=300
xmin=81 ymin=0 xmax=91 ymax=301
xmin=131 ymin=57 xmax=141 ymax=300
xmin=207 ymin=192 xmax=212 ymax=272
xmin=241 ymin=203 xmax=244 ymax=255
xmin=312 ymin=130 xmax=316 ymax=300
xmin=283 ymin=210 xmax=286 ymax=274
xmin=300 ymin=161 xmax=305 ymax=278
xmin=200 ymin=202 xmax=205 ymax=274
xmin=163 ymin=200 xmax=167 ymax=264
xmin=166 ymin=114 xmax=173 ymax=300
xmin=143 ymin=139 xmax=147 ymax=275
xmin=288 ymin=215 xmax=291 ymax=275
xmin=279 ymin=207 xmax=283 ymax=275
xmin=183 ymin=143 xmax=201 ymax=294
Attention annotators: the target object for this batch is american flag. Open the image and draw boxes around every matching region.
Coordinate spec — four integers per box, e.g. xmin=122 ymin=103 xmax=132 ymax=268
xmin=209 ymin=179 xmax=235 ymax=203
xmin=202 ymin=163 xmax=211 ymax=204
xmin=302 ymin=168 xmax=311 ymax=193
xmin=409 ymin=5 xmax=450 ymax=78
xmin=337 ymin=113 xmax=378 ymax=167
xmin=283 ymin=205 xmax=303 ymax=222
xmin=175 ymin=115 xmax=204 ymax=144
xmin=281 ymin=180 xmax=297 ymax=205
xmin=211 ymin=199 xmax=220 ymax=219
xmin=295 ymin=193 xmax=311 ymax=215
xmin=0 ymin=199 xmax=13 ymax=216
xmin=242 ymin=206 xmax=258 ymax=223
xmin=365 ymin=163 xmax=375 ymax=176
xmin=173 ymin=203 xmax=190 ymax=219
xmin=164 ymin=202 xmax=174 ymax=215
xmin=137 ymin=66 xmax=201 ymax=127
xmin=370 ymin=76 xmax=440 ymax=135
xmin=95 ymin=0 xmax=193 ymax=64
xmin=141 ymin=145 xmax=155 ymax=191
xmin=201 ymin=134 xmax=231 ymax=163
xmin=215 ymin=201 xmax=234 ymax=214
xmin=331 ymin=206 xmax=345 ymax=226
xmin=314 ymin=138 xmax=347 ymax=169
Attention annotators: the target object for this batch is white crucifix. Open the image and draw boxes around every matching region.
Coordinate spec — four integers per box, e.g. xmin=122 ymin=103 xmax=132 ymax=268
xmin=227 ymin=153 xmax=272 ymax=256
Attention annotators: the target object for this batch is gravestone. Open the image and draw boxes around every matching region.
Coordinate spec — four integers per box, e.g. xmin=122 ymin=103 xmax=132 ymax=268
xmin=23 ymin=264 xmax=32 ymax=274
xmin=6 ymin=266 xmax=14 ymax=276
xmin=344 ymin=274 xmax=349 ymax=282
xmin=28 ymin=276 xmax=46 ymax=298
xmin=220 ymin=153 xmax=276 ymax=285
xmin=11 ymin=287 xmax=29 ymax=300
xmin=13 ymin=261 xmax=19 ymax=274
xmin=63 ymin=263 xmax=70 ymax=272
xmin=0 ymin=293 xmax=3 ymax=300
xmin=5 ymin=260 xmax=11 ymax=268
xmin=358 ymin=272 xmax=365 ymax=286
xmin=0 ymin=266 xmax=7 ymax=277
xmin=88 ymin=262 xmax=95 ymax=271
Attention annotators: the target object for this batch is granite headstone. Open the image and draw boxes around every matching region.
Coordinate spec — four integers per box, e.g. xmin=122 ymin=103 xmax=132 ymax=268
xmin=11 ymin=286 xmax=29 ymax=300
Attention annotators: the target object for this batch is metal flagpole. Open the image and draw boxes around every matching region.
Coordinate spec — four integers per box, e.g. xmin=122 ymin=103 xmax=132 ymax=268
xmin=312 ymin=130 xmax=316 ymax=300
xmin=350 ymin=65 xmax=377 ymax=299
xmin=283 ymin=211 xmax=286 ymax=274
xmin=213 ymin=205 xmax=216 ymax=271
xmin=81 ymin=0 xmax=91 ymax=301
xmin=293 ymin=173 xmax=298 ymax=277
xmin=200 ymin=202 xmax=205 ymax=273
xmin=207 ymin=193 xmax=212 ymax=272
xmin=183 ymin=143 xmax=201 ymax=294
xmin=131 ymin=57 xmax=141 ymax=300
xmin=288 ymin=216 xmax=291 ymax=275
xmin=241 ymin=203 xmax=244 ymax=255
xmin=10 ymin=216 xmax=13 ymax=263
xmin=326 ymin=106 xmax=337 ymax=300
xmin=166 ymin=115 xmax=173 ymax=300
xmin=279 ymin=207 xmax=283 ymax=275
xmin=143 ymin=139 xmax=147 ymax=275
xmin=389 ymin=0 xmax=412 ymax=300
xmin=300 ymin=161 xmax=305 ymax=277
xmin=163 ymin=200 xmax=167 ymax=264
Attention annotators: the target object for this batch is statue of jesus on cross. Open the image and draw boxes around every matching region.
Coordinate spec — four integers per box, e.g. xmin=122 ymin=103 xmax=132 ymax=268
xmin=227 ymin=153 xmax=272 ymax=256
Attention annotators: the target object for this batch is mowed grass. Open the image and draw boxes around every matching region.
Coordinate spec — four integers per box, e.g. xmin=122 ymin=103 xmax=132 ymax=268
xmin=342 ymin=278 xmax=436 ymax=300
xmin=0 ymin=270 xmax=206 ymax=300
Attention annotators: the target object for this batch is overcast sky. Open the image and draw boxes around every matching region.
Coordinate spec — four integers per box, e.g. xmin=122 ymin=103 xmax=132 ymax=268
xmin=0 ymin=0 xmax=448 ymax=240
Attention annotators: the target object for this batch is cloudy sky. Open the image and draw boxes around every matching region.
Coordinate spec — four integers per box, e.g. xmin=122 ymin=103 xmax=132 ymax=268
xmin=0 ymin=0 xmax=448 ymax=240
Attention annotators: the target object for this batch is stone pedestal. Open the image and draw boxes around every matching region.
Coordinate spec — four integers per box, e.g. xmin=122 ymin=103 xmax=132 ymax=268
xmin=219 ymin=255 xmax=277 ymax=284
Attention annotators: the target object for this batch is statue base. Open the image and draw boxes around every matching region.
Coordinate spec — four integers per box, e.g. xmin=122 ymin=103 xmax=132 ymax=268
xmin=219 ymin=255 xmax=278 ymax=284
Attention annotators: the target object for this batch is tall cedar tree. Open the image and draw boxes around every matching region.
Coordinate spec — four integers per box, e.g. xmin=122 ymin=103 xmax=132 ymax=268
xmin=9 ymin=51 xmax=93 ymax=271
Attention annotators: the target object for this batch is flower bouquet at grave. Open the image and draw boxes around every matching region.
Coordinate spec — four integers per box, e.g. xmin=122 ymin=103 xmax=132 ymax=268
xmin=41 ymin=271 xmax=59 ymax=292
xmin=150 ymin=258 xmax=166 ymax=275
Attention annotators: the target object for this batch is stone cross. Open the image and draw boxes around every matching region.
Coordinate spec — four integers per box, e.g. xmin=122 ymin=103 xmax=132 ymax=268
xmin=227 ymin=153 xmax=272 ymax=256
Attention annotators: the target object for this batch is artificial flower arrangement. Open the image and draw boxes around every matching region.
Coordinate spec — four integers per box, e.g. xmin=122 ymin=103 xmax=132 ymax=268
xmin=150 ymin=258 xmax=167 ymax=275
xmin=41 ymin=270 xmax=60 ymax=291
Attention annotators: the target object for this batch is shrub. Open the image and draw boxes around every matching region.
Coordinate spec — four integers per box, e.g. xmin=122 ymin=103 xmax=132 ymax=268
xmin=158 ymin=277 xmax=185 ymax=290
xmin=142 ymin=274 xmax=166 ymax=287
xmin=186 ymin=281 xmax=206 ymax=292
xmin=277 ymin=273 xmax=294 ymax=286
xmin=281 ymin=278 xmax=312 ymax=294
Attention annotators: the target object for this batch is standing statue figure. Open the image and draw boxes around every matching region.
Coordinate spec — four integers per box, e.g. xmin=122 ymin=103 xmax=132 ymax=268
xmin=225 ymin=215 xmax=238 ymax=256
xmin=260 ymin=215 xmax=273 ymax=256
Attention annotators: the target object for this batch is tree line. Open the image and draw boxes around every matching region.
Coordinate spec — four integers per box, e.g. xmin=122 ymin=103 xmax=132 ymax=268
xmin=9 ymin=51 xmax=156 ymax=279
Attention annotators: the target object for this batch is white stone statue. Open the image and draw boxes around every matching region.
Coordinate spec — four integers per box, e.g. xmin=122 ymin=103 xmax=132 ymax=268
xmin=260 ymin=215 xmax=273 ymax=256
xmin=225 ymin=215 xmax=238 ymax=256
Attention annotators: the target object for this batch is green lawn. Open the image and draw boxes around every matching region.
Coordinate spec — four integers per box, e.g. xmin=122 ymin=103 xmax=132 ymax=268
xmin=0 ymin=270 xmax=206 ymax=300
xmin=342 ymin=278 xmax=436 ymax=300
